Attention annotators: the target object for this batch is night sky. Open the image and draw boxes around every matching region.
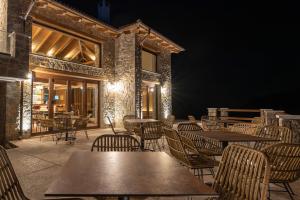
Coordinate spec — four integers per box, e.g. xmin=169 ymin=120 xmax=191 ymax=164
xmin=60 ymin=0 xmax=300 ymax=118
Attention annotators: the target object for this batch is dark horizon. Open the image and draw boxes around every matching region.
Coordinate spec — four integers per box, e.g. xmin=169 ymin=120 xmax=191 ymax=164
xmin=60 ymin=0 xmax=300 ymax=118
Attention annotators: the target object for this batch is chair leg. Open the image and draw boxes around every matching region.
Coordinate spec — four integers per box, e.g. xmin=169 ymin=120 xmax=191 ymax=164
xmin=85 ymin=130 xmax=89 ymax=140
xmin=286 ymin=182 xmax=295 ymax=195
xmin=268 ymin=184 xmax=271 ymax=200
xmin=283 ymin=182 xmax=295 ymax=200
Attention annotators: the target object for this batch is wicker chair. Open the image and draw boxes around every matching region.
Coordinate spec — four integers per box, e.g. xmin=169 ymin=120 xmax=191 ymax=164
xmin=212 ymin=144 xmax=270 ymax=200
xmin=229 ymin=122 xmax=262 ymax=136
xmin=163 ymin=128 xmax=218 ymax=181
xmin=188 ymin=115 xmax=197 ymax=123
xmin=106 ymin=116 xmax=132 ymax=135
xmin=137 ymin=121 xmax=164 ymax=151
xmin=0 ymin=146 xmax=83 ymax=200
xmin=178 ymin=122 xmax=202 ymax=131
xmin=162 ymin=114 xmax=175 ymax=129
xmin=122 ymin=115 xmax=136 ymax=134
xmin=262 ymin=143 xmax=300 ymax=200
xmin=254 ymin=125 xmax=292 ymax=150
xmin=72 ymin=117 xmax=89 ymax=139
xmin=91 ymin=134 xmax=140 ymax=152
xmin=178 ymin=123 xmax=223 ymax=157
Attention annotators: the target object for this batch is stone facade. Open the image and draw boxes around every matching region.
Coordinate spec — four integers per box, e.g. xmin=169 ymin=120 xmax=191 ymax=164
xmin=0 ymin=0 xmax=182 ymax=140
xmin=114 ymin=33 xmax=137 ymax=126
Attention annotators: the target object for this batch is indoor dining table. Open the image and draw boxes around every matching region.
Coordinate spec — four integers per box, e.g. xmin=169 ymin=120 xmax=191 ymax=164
xmin=45 ymin=151 xmax=218 ymax=199
xmin=124 ymin=118 xmax=159 ymax=150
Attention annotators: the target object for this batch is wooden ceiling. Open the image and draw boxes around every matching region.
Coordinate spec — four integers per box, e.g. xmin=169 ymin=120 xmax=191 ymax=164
xmin=32 ymin=24 xmax=98 ymax=66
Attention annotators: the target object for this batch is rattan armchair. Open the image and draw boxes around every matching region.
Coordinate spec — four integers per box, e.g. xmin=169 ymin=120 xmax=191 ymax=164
xmin=229 ymin=122 xmax=262 ymax=136
xmin=106 ymin=116 xmax=133 ymax=135
xmin=163 ymin=128 xmax=218 ymax=181
xmin=162 ymin=114 xmax=175 ymax=129
xmin=262 ymin=143 xmax=300 ymax=200
xmin=188 ymin=115 xmax=197 ymax=123
xmin=0 ymin=146 xmax=83 ymax=200
xmin=72 ymin=117 xmax=89 ymax=139
xmin=254 ymin=125 xmax=292 ymax=150
xmin=135 ymin=121 xmax=164 ymax=151
xmin=178 ymin=123 xmax=223 ymax=157
xmin=91 ymin=134 xmax=140 ymax=152
xmin=122 ymin=115 xmax=136 ymax=134
xmin=212 ymin=144 xmax=270 ymax=200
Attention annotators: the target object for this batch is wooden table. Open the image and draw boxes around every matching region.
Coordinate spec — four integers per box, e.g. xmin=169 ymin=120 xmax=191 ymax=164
xmin=125 ymin=119 xmax=159 ymax=150
xmin=199 ymin=131 xmax=279 ymax=149
xmin=45 ymin=152 xmax=218 ymax=199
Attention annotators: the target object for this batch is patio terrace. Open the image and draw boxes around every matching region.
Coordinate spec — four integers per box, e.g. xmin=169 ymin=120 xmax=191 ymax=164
xmin=6 ymin=128 xmax=300 ymax=200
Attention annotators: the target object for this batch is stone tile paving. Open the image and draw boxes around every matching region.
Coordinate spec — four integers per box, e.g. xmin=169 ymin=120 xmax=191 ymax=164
xmin=7 ymin=128 xmax=300 ymax=200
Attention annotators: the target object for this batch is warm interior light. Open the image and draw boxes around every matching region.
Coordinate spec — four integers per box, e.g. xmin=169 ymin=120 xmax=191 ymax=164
xmin=47 ymin=49 xmax=54 ymax=56
xmin=26 ymin=72 xmax=32 ymax=80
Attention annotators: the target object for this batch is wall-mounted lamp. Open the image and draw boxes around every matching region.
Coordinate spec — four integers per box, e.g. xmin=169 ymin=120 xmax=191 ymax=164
xmin=107 ymin=81 xmax=123 ymax=93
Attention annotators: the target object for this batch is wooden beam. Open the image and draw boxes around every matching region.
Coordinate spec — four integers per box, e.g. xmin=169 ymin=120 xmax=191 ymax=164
xmin=38 ymin=31 xmax=62 ymax=55
xmin=34 ymin=29 xmax=53 ymax=52
xmin=52 ymin=37 xmax=72 ymax=56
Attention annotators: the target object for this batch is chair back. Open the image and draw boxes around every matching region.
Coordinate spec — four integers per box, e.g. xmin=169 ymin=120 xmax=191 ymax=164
xmin=178 ymin=122 xmax=202 ymax=132
xmin=163 ymin=128 xmax=190 ymax=166
xmin=162 ymin=114 xmax=175 ymax=128
xmin=123 ymin=115 xmax=136 ymax=132
xmin=106 ymin=116 xmax=117 ymax=134
xmin=230 ymin=122 xmax=262 ymax=136
xmin=213 ymin=144 xmax=270 ymax=200
xmin=143 ymin=121 xmax=163 ymax=140
xmin=188 ymin=115 xmax=197 ymax=123
xmin=254 ymin=125 xmax=292 ymax=150
xmin=73 ymin=117 xmax=89 ymax=130
xmin=262 ymin=143 xmax=300 ymax=182
xmin=0 ymin=146 xmax=28 ymax=200
xmin=91 ymin=134 xmax=140 ymax=152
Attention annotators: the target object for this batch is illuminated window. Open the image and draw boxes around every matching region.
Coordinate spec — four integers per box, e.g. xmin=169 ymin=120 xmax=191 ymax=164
xmin=142 ymin=50 xmax=157 ymax=72
xmin=31 ymin=24 xmax=100 ymax=67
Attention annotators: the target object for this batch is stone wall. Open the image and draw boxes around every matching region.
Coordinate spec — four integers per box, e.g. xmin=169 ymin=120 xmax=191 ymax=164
xmin=100 ymin=38 xmax=115 ymax=127
xmin=157 ymin=49 xmax=172 ymax=119
xmin=0 ymin=0 xmax=30 ymax=79
xmin=114 ymin=33 xmax=136 ymax=127
xmin=6 ymin=82 xmax=21 ymax=140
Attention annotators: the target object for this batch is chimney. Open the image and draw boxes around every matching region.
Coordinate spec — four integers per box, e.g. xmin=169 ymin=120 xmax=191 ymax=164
xmin=97 ymin=0 xmax=110 ymax=23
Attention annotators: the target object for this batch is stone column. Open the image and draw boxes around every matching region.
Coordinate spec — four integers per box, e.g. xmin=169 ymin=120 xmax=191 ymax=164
xmin=263 ymin=109 xmax=286 ymax=126
xmin=207 ymin=108 xmax=217 ymax=121
xmin=157 ymin=49 xmax=172 ymax=119
xmin=219 ymin=108 xmax=228 ymax=120
xmin=276 ymin=115 xmax=300 ymax=143
xmin=114 ymin=32 xmax=136 ymax=127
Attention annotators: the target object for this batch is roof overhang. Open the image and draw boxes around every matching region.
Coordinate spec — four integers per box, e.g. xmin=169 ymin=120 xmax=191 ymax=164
xmin=119 ymin=20 xmax=185 ymax=54
xmin=32 ymin=0 xmax=119 ymax=38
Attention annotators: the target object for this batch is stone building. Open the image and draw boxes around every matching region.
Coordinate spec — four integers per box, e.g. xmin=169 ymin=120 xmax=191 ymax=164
xmin=0 ymin=0 xmax=184 ymax=141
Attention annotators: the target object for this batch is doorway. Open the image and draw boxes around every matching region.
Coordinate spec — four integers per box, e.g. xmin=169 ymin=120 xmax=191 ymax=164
xmin=142 ymin=85 xmax=158 ymax=119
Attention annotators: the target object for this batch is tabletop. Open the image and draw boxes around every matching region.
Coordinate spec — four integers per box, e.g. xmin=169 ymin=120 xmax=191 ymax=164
xmin=45 ymin=152 xmax=218 ymax=198
xmin=199 ymin=131 xmax=278 ymax=142
xmin=125 ymin=119 xmax=159 ymax=124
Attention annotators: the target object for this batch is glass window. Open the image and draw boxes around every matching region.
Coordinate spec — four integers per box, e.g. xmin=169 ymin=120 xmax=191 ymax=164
xmin=31 ymin=24 xmax=100 ymax=67
xmin=87 ymin=83 xmax=99 ymax=127
xmin=71 ymin=81 xmax=83 ymax=116
xmin=53 ymin=79 xmax=68 ymax=116
xmin=142 ymin=50 xmax=157 ymax=72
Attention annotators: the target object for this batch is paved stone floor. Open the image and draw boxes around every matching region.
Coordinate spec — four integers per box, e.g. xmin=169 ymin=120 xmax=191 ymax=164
xmin=6 ymin=128 xmax=300 ymax=200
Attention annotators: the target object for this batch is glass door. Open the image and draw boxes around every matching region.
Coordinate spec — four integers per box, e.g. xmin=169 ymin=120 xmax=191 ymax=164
xmin=53 ymin=79 xmax=68 ymax=117
xmin=87 ymin=83 xmax=99 ymax=127
xmin=71 ymin=81 xmax=83 ymax=116
xmin=142 ymin=85 xmax=158 ymax=119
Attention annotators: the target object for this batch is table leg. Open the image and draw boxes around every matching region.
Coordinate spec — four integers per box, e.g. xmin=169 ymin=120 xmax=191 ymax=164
xmin=222 ymin=141 xmax=229 ymax=150
xmin=141 ymin=124 xmax=145 ymax=151
xmin=65 ymin=118 xmax=68 ymax=141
